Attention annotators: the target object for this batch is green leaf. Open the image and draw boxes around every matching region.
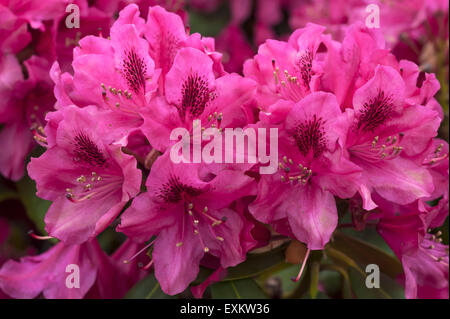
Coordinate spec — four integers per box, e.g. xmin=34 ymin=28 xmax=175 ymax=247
xmin=325 ymin=246 xmax=392 ymax=299
xmin=188 ymin=4 xmax=230 ymax=37
xmin=16 ymin=176 xmax=51 ymax=234
xmin=348 ymin=268 xmax=404 ymax=299
xmin=331 ymin=231 xmax=403 ymax=278
xmin=320 ymin=264 xmax=353 ymax=299
xmin=124 ymin=273 xmax=176 ymax=299
xmin=326 ymin=246 xmax=365 ymax=276
xmin=210 ymin=278 xmax=267 ymax=299
xmin=309 ymin=262 xmax=320 ymax=299
xmin=224 ymin=243 xmax=289 ymax=281
xmin=319 ymin=269 xmax=343 ymax=297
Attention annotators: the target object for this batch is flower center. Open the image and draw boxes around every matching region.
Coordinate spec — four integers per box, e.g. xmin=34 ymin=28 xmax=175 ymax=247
xmin=421 ymin=230 xmax=449 ymax=267
xmin=293 ymin=115 xmax=327 ymax=159
xmin=72 ymin=132 xmax=108 ymax=167
xmin=357 ymin=90 xmax=394 ymax=132
xmin=157 ymin=175 xmax=202 ymax=203
xmin=121 ymin=49 xmax=147 ymax=95
xmin=349 ymin=133 xmax=404 ymax=163
xmin=296 ymin=50 xmax=313 ymax=88
xmin=271 ymin=50 xmax=313 ymax=102
xmin=423 ymin=143 xmax=448 ymax=166
xmin=278 ymin=155 xmax=313 ymax=185
xmin=65 ymin=171 xmax=122 ymax=203
xmin=157 ymin=175 xmax=226 ymax=253
xmin=179 ymin=73 xmax=213 ymax=119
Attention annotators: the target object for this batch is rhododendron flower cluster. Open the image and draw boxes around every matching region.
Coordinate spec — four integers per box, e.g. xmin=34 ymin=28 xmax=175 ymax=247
xmin=0 ymin=1 xmax=448 ymax=300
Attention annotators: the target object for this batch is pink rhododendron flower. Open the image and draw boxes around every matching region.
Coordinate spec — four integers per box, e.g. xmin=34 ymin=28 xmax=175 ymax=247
xmin=399 ymin=59 xmax=441 ymax=107
xmin=417 ymin=139 xmax=449 ymax=226
xmin=144 ymin=5 xmax=224 ymax=84
xmin=33 ymin=4 xmax=113 ymax=74
xmin=0 ymin=3 xmax=31 ymax=53
xmin=375 ymin=196 xmax=449 ymax=299
xmin=0 ymin=239 xmax=146 ymax=299
xmin=52 ymin=5 xmax=158 ymax=118
xmin=118 ymin=152 xmax=257 ymax=295
xmin=0 ymin=55 xmax=55 ymax=181
xmin=0 ymin=240 xmax=98 ymax=299
xmin=425 ymin=139 xmax=449 ymax=199
xmin=0 ymin=1 xmax=447 ymax=300
xmin=51 ymin=5 xmax=226 ymax=142
xmin=92 ymin=0 xmax=186 ymax=21
xmin=243 ymin=23 xmax=327 ymax=109
xmin=216 ymin=24 xmax=254 ymax=74
xmin=0 ymin=0 xmax=67 ymax=31
xmin=141 ymin=46 xmax=256 ymax=152
xmin=320 ymin=23 xmax=398 ymax=108
xmin=343 ymin=65 xmax=440 ymax=209
xmin=27 ymin=105 xmax=141 ymax=244
xmin=249 ymin=92 xmax=361 ymax=250
xmin=290 ymin=0 xmax=449 ymax=47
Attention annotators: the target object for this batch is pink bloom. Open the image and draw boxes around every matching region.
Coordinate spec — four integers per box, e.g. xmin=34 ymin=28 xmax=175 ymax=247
xmin=243 ymin=23 xmax=327 ymax=110
xmin=141 ymin=46 xmax=256 ymax=152
xmin=229 ymin=0 xmax=252 ymax=25
xmin=144 ymin=4 xmax=188 ymax=81
xmin=1 ymin=0 xmax=66 ymax=31
xmin=0 ymin=240 xmax=98 ymax=299
xmin=399 ymin=59 xmax=441 ymax=107
xmin=375 ymin=197 xmax=449 ymax=299
xmin=107 ymin=239 xmax=149 ymax=289
xmin=417 ymin=139 xmax=449 ymax=226
xmin=290 ymin=0 xmax=360 ymax=35
xmin=0 ymin=4 xmax=31 ymax=53
xmin=33 ymin=4 xmax=113 ymax=74
xmin=320 ymin=23 xmax=398 ymax=108
xmin=0 ymin=239 xmax=146 ymax=299
xmin=424 ymin=139 xmax=449 ymax=200
xmin=86 ymin=239 xmax=148 ymax=298
xmin=145 ymin=5 xmax=225 ymax=85
xmin=290 ymin=0 xmax=449 ymax=50
xmin=92 ymin=0 xmax=187 ymax=21
xmin=401 ymin=237 xmax=449 ymax=299
xmin=51 ymin=4 xmax=224 ymax=140
xmin=249 ymin=92 xmax=361 ymax=250
xmin=216 ymin=24 xmax=254 ymax=74
xmin=343 ymin=65 xmax=440 ymax=209
xmin=253 ymin=21 xmax=277 ymax=47
xmin=0 ymin=55 xmax=55 ymax=181
xmin=27 ymin=105 xmax=141 ymax=244
xmin=254 ymin=0 xmax=284 ymax=28
xmin=189 ymin=198 xmax=266 ymax=299
xmin=118 ymin=152 xmax=257 ymax=295
xmin=52 ymin=4 xmax=158 ymax=118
